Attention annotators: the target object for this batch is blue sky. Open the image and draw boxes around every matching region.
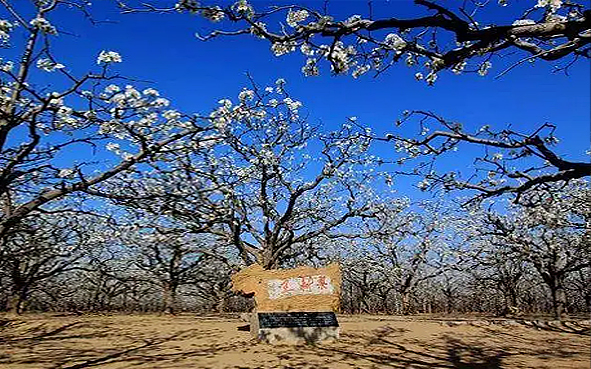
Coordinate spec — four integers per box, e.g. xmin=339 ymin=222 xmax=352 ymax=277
xmin=4 ymin=0 xmax=590 ymax=203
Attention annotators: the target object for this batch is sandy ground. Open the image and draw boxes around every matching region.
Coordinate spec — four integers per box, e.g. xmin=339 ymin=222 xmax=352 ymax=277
xmin=0 ymin=314 xmax=589 ymax=369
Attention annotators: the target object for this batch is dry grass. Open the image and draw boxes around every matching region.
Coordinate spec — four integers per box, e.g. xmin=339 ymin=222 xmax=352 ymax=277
xmin=0 ymin=313 xmax=589 ymax=368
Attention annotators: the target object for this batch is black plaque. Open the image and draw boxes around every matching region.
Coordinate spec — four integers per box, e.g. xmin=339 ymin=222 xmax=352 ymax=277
xmin=258 ymin=312 xmax=339 ymax=329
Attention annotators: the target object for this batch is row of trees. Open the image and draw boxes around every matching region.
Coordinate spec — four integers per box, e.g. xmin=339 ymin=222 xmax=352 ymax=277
xmin=1 ymin=181 xmax=588 ymax=318
xmin=0 ymin=1 xmax=588 ymax=319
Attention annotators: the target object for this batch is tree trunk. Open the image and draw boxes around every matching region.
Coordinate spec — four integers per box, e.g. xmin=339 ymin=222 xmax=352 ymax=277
xmin=215 ymin=293 xmax=226 ymax=313
xmin=7 ymin=294 xmax=26 ymax=315
xmin=401 ymin=291 xmax=411 ymax=315
xmin=162 ymin=282 xmax=178 ymax=314
xmin=550 ymin=285 xmax=567 ymax=320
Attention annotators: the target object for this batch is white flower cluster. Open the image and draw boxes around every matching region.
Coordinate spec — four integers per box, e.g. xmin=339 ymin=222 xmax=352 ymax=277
xmin=249 ymin=22 xmax=268 ymax=38
xmin=238 ymin=88 xmax=255 ymax=102
xmin=202 ymin=6 xmax=225 ymax=22
xmin=0 ymin=84 xmax=12 ymax=107
xmin=283 ymin=97 xmax=302 ymax=112
xmin=491 ymin=153 xmax=504 ymax=161
xmin=0 ymin=19 xmax=15 ymax=45
xmin=209 ymin=79 xmax=302 ymax=134
xmin=55 ymin=105 xmax=79 ymax=128
xmin=417 ymin=178 xmax=430 ymax=191
xmin=96 ymin=85 xmax=177 ymax=146
xmin=97 ymin=50 xmax=122 ymax=65
xmin=327 ymin=41 xmax=357 ymax=73
xmin=346 ymin=15 xmax=362 ymax=24
xmin=384 ymin=33 xmax=407 ymax=51
xmin=352 ymin=65 xmax=371 ymax=78
xmin=232 ymin=0 xmax=254 ymax=17
xmin=425 ymin=72 xmax=437 ymax=85
xmin=30 ymin=17 xmax=57 ymax=35
xmin=0 ymin=58 xmax=14 ymax=72
xmin=302 ymin=58 xmax=319 ymax=76
xmin=478 ymin=61 xmax=492 ymax=76
xmin=451 ymin=61 xmax=467 ymax=75
xmin=536 ymin=0 xmax=562 ymax=11
xmin=271 ymin=40 xmax=297 ymax=56
xmin=286 ymin=9 xmax=309 ymax=28
xmin=544 ymin=135 xmax=560 ymax=144
xmin=58 ymin=168 xmax=76 ymax=179
xmin=36 ymin=58 xmax=65 ymax=72
xmin=300 ymin=44 xmax=314 ymax=56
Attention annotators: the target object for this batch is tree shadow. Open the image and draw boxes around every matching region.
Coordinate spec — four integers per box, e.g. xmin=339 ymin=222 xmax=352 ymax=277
xmin=517 ymin=320 xmax=591 ymax=336
xmin=444 ymin=336 xmax=507 ymax=369
xmin=299 ymin=328 xmax=509 ymax=368
xmin=54 ymin=332 xmax=191 ymax=369
xmin=0 ymin=322 xmax=91 ymax=343
xmin=2 ymin=316 xmax=589 ymax=369
xmin=257 ymin=326 xmax=338 ymax=345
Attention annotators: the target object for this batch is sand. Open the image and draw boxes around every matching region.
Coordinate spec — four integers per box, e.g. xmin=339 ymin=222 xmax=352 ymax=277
xmin=1 ymin=313 xmax=589 ymax=368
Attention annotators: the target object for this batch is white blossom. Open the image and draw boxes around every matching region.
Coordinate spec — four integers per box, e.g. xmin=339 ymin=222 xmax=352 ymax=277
xmin=451 ymin=61 xmax=467 ymax=75
xmin=302 ymin=58 xmax=319 ymax=76
xmin=105 ymin=84 xmax=121 ymax=94
xmin=491 ymin=153 xmax=504 ymax=161
xmin=0 ymin=19 xmax=15 ymax=45
xmin=153 ymin=97 xmax=170 ymax=107
xmin=425 ymin=72 xmax=437 ymax=85
xmin=271 ymin=41 xmax=297 ymax=56
xmin=58 ymin=168 xmax=76 ymax=178
xmin=163 ymin=110 xmax=182 ymax=121
xmin=300 ymin=44 xmax=315 ymax=56
xmin=97 ymin=50 xmax=122 ymax=65
xmin=250 ymin=22 xmax=268 ymax=38
xmin=346 ymin=14 xmax=362 ymax=24
xmin=143 ymin=88 xmax=160 ymax=97
xmin=536 ymin=0 xmax=562 ymax=11
xmin=30 ymin=17 xmax=57 ymax=35
xmin=202 ymin=6 xmax=225 ymax=22
xmin=417 ymin=178 xmax=430 ymax=190
xmin=286 ymin=9 xmax=309 ymax=27
xmin=238 ymin=88 xmax=255 ymax=102
xmin=106 ymin=142 xmax=120 ymax=152
xmin=36 ymin=58 xmax=65 ymax=72
xmin=352 ymin=65 xmax=371 ymax=78
xmin=0 ymin=59 xmax=14 ymax=72
xmin=232 ymin=0 xmax=254 ymax=17
xmin=384 ymin=33 xmax=407 ymax=50
xmin=478 ymin=61 xmax=492 ymax=76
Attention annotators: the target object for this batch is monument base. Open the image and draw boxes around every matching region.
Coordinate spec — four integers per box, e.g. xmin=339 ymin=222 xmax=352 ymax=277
xmin=250 ymin=311 xmax=339 ymax=344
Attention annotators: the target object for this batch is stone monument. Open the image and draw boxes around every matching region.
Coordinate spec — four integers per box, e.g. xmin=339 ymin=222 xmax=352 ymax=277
xmin=231 ymin=263 xmax=341 ymax=344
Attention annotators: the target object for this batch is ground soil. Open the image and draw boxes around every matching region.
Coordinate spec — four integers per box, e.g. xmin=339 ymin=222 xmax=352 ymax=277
xmin=0 ymin=313 xmax=589 ymax=368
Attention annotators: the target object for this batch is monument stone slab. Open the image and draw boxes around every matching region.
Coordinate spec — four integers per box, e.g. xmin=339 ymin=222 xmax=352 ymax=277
xmin=232 ymin=263 xmax=341 ymax=344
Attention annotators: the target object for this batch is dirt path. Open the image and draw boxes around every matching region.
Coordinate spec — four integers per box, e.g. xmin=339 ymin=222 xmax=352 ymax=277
xmin=1 ymin=314 xmax=589 ymax=368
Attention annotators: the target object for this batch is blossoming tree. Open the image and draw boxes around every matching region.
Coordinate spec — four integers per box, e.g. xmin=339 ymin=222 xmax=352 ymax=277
xmin=0 ymin=0 xmax=211 ymax=249
xmin=469 ymin=180 xmax=590 ymax=319
xmin=95 ymin=80 xmax=387 ymax=269
xmin=129 ymin=0 xmax=590 ymax=203
xmin=126 ymin=0 xmax=590 ymax=79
